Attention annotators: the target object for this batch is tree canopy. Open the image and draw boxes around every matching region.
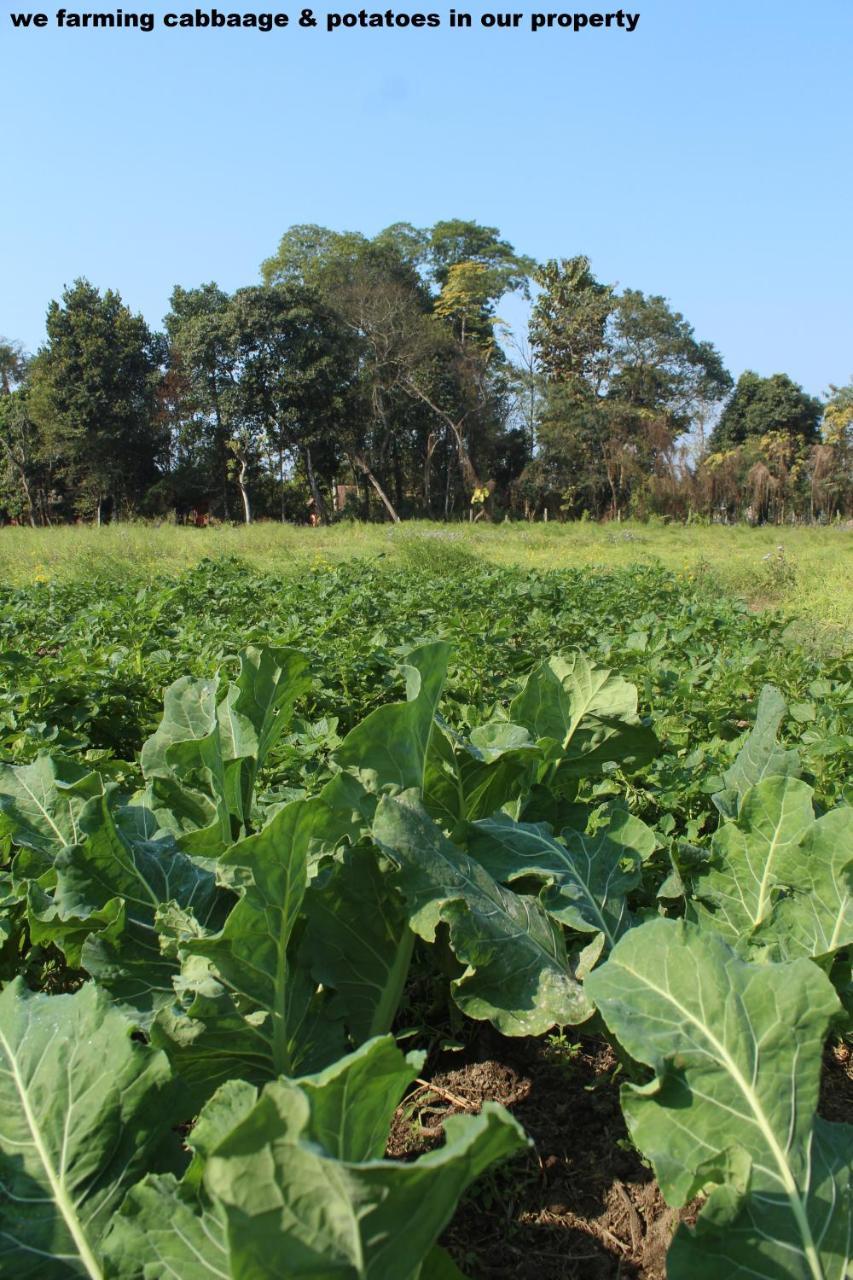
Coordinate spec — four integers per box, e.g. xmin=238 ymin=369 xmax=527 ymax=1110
xmin=709 ymin=371 xmax=823 ymax=451
xmin=1 ymin=224 xmax=848 ymax=526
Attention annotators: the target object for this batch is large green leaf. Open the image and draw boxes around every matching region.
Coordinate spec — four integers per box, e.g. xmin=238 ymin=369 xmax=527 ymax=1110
xmin=141 ymin=676 xmax=220 ymax=781
xmin=131 ymin=648 xmax=311 ymax=853
xmin=666 ymin=1117 xmax=852 ymax=1279
xmin=106 ymin=1039 xmax=519 ymax=1280
xmin=0 ymin=754 xmax=102 ymax=869
xmin=333 ymin=641 xmax=450 ymax=793
xmin=714 ymin=684 xmax=801 ymax=818
xmin=103 ymin=1173 xmax=229 ymax=1280
xmin=209 ymin=1103 xmax=522 ymax=1280
xmin=103 ymin=1080 xmax=258 ymax=1280
xmin=753 ymin=803 xmax=853 ymax=964
xmin=219 ymin=645 xmax=311 ymax=767
xmin=373 ymin=792 xmax=592 ymax=1034
xmin=458 ymin=731 xmax=539 ymax=819
xmin=217 ymin=645 xmax=311 ymax=830
xmin=0 ymin=979 xmax=183 ymax=1280
xmin=587 ymin=918 xmax=851 ymax=1280
xmin=129 ymin=774 xmax=222 ymax=856
xmin=509 ymin=652 xmax=658 ymax=778
xmin=272 ymin=1034 xmax=425 ymax=1161
xmin=205 ymin=1040 xmax=526 ymax=1280
xmin=691 ymin=777 xmax=852 ymax=960
xmin=140 ymin=675 xmax=231 ymax=849
xmin=26 ymin=788 xmax=226 ymax=1019
xmin=424 ymin=719 xmax=540 ymax=830
xmin=467 ymin=804 xmax=655 ymax=950
xmin=303 ymin=845 xmax=414 ymax=1042
xmin=155 ymin=798 xmax=344 ymax=1088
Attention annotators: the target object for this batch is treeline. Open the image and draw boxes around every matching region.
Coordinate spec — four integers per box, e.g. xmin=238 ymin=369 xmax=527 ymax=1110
xmin=1 ymin=219 xmax=851 ymax=526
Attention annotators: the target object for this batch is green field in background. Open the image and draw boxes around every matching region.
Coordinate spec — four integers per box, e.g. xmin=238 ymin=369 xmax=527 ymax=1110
xmin=1 ymin=521 xmax=850 ymax=640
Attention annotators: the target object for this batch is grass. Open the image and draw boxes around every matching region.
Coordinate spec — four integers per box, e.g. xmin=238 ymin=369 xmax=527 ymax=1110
xmin=1 ymin=519 xmax=850 ymax=641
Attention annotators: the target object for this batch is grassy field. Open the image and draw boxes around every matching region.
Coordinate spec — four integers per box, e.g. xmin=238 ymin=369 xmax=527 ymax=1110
xmin=1 ymin=519 xmax=850 ymax=638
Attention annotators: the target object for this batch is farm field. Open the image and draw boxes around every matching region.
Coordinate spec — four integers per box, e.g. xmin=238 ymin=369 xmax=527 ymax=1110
xmin=0 ymin=531 xmax=851 ymax=1279
xmin=0 ymin=519 xmax=850 ymax=638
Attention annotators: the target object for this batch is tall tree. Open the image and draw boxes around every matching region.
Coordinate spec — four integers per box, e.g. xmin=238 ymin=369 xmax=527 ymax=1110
xmin=230 ymin=283 xmax=359 ymax=524
xmin=0 ymin=390 xmax=43 ymax=525
xmin=165 ymin=283 xmax=242 ymax=519
xmin=709 ymin=371 xmax=822 ymax=451
xmin=0 ymin=339 xmax=35 ymax=523
xmin=822 ymin=378 xmax=853 ymax=447
xmin=28 ymin=281 xmax=163 ymax=521
xmin=528 ymin=258 xmax=731 ymax=517
xmin=0 ymin=338 xmax=27 ymax=395
xmin=426 ymin=219 xmax=532 ymax=299
xmin=529 ymin=257 xmax=614 ymax=391
xmin=262 ymin=225 xmax=436 ymax=517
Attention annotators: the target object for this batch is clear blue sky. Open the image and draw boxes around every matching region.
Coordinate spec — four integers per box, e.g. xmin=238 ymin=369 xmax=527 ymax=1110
xmin=2 ymin=0 xmax=851 ymax=396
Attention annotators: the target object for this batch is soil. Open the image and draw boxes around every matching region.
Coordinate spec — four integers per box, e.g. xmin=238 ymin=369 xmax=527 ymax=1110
xmin=820 ymin=1039 xmax=853 ymax=1124
xmin=386 ymin=1025 xmax=853 ymax=1280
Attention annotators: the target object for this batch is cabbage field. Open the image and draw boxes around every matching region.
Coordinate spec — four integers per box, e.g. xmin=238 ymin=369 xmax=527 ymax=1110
xmin=0 ymin=550 xmax=850 ymax=1279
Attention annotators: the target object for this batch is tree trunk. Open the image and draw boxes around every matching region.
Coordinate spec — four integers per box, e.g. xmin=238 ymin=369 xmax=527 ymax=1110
xmin=236 ymin=456 xmax=251 ymax=524
xmin=392 ymin=437 xmax=403 ymax=511
xmin=423 ymin=431 xmax=438 ymax=515
xmin=0 ymin=438 xmax=37 ymax=526
xmin=213 ymin=399 xmax=229 ymax=520
xmin=444 ymin=443 xmax=454 ymax=520
xmin=303 ymin=444 xmax=328 ymax=524
xmin=350 ymin=452 xmax=400 ymax=522
xmin=403 ymin=378 xmax=480 ymax=492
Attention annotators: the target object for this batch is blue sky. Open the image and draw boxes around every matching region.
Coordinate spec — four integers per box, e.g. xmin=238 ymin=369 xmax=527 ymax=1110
xmin=2 ymin=0 xmax=851 ymax=396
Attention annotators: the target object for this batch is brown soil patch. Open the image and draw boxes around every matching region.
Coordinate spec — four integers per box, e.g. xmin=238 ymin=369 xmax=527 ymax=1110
xmin=388 ymin=1028 xmax=688 ymax=1279
xmin=819 ymin=1039 xmax=853 ymax=1125
xmin=389 ymin=1028 xmax=851 ymax=1278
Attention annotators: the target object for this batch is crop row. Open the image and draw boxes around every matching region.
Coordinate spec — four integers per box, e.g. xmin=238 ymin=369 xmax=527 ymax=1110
xmin=0 ymin=637 xmax=850 ymax=1278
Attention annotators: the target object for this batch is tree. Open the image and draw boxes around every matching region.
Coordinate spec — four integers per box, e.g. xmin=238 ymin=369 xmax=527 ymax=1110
xmin=229 ymin=284 xmax=359 ymax=524
xmin=528 ymin=258 xmax=731 ymax=517
xmin=0 ymin=339 xmax=38 ymax=524
xmin=261 ymin=226 xmax=434 ymax=518
xmin=606 ymin=290 xmax=732 ymax=432
xmin=822 ymin=378 xmax=853 ymax=447
xmin=258 ymin=220 xmax=532 ymax=517
xmin=709 ymin=371 xmax=822 ymax=451
xmin=0 ymin=390 xmax=42 ymax=525
xmin=164 ymin=283 xmax=243 ymax=519
xmin=808 ymin=379 xmax=853 ymax=519
xmin=529 ymin=257 xmax=614 ymax=392
xmin=0 ymin=338 xmax=27 ymax=395
xmin=261 ymin=225 xmax=370 ymax=291
xmin=28 ymin=281 xmax=163 ymax=521
xmin=426 ymin=219 xmax=532 ymax=301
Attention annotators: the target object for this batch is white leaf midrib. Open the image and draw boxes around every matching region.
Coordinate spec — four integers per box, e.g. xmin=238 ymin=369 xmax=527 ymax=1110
xmin=618 ymin=961 xmax=826 ymax=1280
xmin=0 ymin=1024 xmax=104 ymax=1280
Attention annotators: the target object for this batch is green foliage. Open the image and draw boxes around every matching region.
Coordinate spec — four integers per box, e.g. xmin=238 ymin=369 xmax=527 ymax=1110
xmin=104 ymin=1037 xmax=524 ymax=1280
xmin=527 ymin=259 xmax=732 ymax=517
xmin=7 ymin=220 xmax=853 ymax=520
xmin=0 ymin=979 xmax=184 ymax=1278
xmin=588 ymin=920 xmax=851 ymax=1280
xmin=711 ymin=370 xmax=823 ymax=451
xmin=374 ymin=790 xmax=593 ymax=1034
xmin=468 ymin=804 xmax=656 ymax=950
xmin=26 ymin=279 xmax=163 ymax=518
xmin=0 ymin=552 xmax=850 ymax=1278
xmin=687 ymin=690 xmax=852 ymax=964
